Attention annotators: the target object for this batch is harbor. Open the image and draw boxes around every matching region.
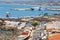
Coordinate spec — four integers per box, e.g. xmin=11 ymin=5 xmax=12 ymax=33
xmin=0 ymin=4 xmax=60 ymax=17
xmin=0 ymin=0 xmax=60 ymax=40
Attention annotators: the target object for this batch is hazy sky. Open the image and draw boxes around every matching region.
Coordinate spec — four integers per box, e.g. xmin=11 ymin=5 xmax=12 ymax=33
xmin=0 ymin=0 xmax=33 ymax=1
xmin=0 ymin=0 xmax=53 ymax=1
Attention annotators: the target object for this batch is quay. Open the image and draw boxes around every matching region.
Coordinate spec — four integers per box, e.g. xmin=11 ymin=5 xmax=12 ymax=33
xmin=11 ymin=8 xmax=34 ymax=11
xmin=46 ymin=8 xmax=60 ymax=11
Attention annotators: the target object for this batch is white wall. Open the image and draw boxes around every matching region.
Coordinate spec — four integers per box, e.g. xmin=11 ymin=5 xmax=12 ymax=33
xmin=46 ymin=21 xmax=60 ymax=28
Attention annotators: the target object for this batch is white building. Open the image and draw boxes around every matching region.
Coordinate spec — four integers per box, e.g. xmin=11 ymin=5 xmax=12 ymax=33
xmin=46 ymin=21 xmax=60 ymax=28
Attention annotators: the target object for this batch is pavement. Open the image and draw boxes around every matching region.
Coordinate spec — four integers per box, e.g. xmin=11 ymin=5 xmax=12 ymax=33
xmin=28 ymin=27 xmax=46 ymax=40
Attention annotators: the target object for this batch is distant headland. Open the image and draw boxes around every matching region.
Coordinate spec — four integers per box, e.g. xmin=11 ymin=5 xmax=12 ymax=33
xmin=0 ymin=1 xmax=60 ymax=6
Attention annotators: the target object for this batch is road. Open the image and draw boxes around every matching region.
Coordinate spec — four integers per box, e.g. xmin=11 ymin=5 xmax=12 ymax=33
xmin=32 ymin=28 xmax=46 ymax=40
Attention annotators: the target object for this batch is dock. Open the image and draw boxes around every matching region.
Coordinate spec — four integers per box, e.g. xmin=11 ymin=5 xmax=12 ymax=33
xmin=11 ymin=8 xmax=34 ymax=11
xmin=46 ymin=8 xmax=60 ymax=10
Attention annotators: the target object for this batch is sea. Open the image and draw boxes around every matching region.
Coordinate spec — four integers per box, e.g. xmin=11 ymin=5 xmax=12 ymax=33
xmin=0 ymin=4 xmax=60 ymax=18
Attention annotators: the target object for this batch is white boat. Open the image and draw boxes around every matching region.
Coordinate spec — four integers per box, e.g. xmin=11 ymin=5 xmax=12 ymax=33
xmin=15 ymin=32 xmax=30 ymax=40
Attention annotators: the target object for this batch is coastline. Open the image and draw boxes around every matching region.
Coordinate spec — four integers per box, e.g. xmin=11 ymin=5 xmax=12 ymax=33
xmin=0 ymin=3 xmax=40 ymax=7
xmin=0 ymin=3 xmax=60 ymax=18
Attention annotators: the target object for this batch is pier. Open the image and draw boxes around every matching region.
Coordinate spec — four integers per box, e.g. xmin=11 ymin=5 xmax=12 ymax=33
xmin=46 ymin=8 xmax=60 ymax=11
xmin=11 ymin=8 xmax=34 ymax=11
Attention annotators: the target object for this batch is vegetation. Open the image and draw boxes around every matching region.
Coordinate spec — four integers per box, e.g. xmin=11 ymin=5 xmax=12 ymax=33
xmin=43 ymin=13 xmax=48 ymax=16
xmin=31 ymin=21 xmax=38 ymax=27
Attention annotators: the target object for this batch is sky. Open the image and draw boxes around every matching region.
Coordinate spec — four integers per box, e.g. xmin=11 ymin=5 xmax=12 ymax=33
xmin=0 ymin=0 xmax=60 ymax=2
xmin=0 ymin=0 xmax=33 ymax=1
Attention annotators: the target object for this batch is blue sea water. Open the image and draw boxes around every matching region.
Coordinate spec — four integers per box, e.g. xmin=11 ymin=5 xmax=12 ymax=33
xmin=0 ymin=4 xmax=60 ymax=18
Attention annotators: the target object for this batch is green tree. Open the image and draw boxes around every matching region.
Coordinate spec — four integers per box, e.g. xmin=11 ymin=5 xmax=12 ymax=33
xmin=43 ymin=13 xmax=48 ymax=16
xmin=31 ymin=22 xmax=38 ymax=28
